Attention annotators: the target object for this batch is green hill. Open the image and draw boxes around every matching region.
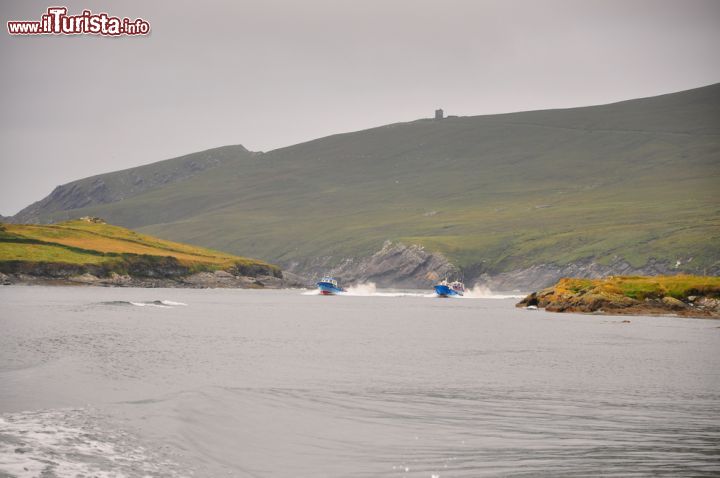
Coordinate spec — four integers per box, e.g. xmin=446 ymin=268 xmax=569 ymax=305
xmin=11 ymin=84 xmax=720 ymax=278
xmin=14 ymin=145 xmax=253 ymax=223
xmin=0 ymin=219 xmax=280 ymax=278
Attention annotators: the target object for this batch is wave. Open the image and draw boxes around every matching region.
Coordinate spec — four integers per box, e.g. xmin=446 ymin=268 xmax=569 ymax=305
xmin=98 ymin=300 xmax=187 ymax=308
xmin=157 ymin=300 xmax=187 ymax=306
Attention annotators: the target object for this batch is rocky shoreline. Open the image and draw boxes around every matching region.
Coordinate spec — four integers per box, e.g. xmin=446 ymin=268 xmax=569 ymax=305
xmin=516 ymin=277 xmax=720 ymax=318
xmin=0 ymin=270 xmax=309 ymax=289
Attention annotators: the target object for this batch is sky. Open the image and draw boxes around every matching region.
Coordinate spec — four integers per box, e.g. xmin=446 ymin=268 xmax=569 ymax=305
xmin=1 ymin=0 xmax=719 ymax=215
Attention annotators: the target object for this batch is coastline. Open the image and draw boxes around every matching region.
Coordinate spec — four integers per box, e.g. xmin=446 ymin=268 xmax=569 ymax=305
xmin=517 ymin=276 xmax=720 ymax=319
xmin=0 ymin=220 xmax=306 ymax=290
xmin=0 ymin=270 xmax=308 ymax=289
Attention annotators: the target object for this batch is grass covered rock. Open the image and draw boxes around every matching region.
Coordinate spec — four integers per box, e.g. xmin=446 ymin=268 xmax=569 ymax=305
xmin=517 ymin=275 xmax=720 ymax=318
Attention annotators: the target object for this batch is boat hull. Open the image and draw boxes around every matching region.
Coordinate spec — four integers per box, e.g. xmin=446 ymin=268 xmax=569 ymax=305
xmin=317 ymin=282 xmax=344 ymax=295
xmin=434 ymin=284 xmax=463 ymax=297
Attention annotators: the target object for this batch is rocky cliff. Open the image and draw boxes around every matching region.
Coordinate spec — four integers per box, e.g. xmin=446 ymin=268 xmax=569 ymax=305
xmin=285 ymin=239 xmax=718 ymax=291
xmin=286 ymin=241 xmax=459 ymax=288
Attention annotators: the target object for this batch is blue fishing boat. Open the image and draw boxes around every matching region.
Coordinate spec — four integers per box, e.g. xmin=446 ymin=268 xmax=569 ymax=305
xmin=434 ymin=279 xmax=465 ymax=297
xmin=316 ymin=276 xmax=345 ymax=295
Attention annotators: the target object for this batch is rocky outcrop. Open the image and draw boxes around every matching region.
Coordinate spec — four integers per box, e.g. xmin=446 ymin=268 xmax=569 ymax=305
xmin=286 ymin=241 xmax=459 ymax=288
xmin=78 ymin=216 xmax=106 ymax=224
xmin=0 ymin=272 xmax=11 ymax=285
xmin=517 ymin=277 xmax=720 ymax=318
xmin=228 ymin=262 xmax=283 ymax=279
xmin=181 ymin=271 xmax=291 ymax=289
xmin=661 ymin=296 xmax=687 ymax=310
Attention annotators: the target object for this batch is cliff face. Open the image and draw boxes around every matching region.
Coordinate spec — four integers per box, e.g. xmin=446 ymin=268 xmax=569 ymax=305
xmin=285 ymin=242 xmax=718 ymax=291
xmin=286 ymin=241 xmax=459 ymax=288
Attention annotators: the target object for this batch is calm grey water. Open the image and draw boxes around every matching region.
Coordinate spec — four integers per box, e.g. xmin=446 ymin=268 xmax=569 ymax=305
xmin=1 ymin=286 xmax=719 ymax=477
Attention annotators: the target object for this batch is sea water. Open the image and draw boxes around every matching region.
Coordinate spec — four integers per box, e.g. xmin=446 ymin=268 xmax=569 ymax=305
xmin=1 ymin=286 xmax=719 ymax=477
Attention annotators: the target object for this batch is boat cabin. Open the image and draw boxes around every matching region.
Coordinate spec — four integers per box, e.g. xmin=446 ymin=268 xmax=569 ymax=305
xmin=450 ymin=281 xmax=465 ymax=292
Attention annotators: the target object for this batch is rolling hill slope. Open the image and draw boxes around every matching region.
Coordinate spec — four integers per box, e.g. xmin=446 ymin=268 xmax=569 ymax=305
xmin=14 ymin=145 xmax=254 ymax=224
xmin=0 ymin=218 xmax=280 ymax=280
xmin=11 ymin=84 xmax=720 ymax=282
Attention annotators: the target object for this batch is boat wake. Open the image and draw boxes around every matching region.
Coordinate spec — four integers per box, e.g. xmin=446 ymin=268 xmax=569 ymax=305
xmin=0 ymin=409 xmax=184 ymax=478
xmin=346 ymin=282 xmax=434 ymax=297
xmin=302 ymin=282 xmax=427 ymax=297
xmin=302 ymin=282 xmax=522 ymax=299
xmin=462 ymin=285 xmax=525 ymax=299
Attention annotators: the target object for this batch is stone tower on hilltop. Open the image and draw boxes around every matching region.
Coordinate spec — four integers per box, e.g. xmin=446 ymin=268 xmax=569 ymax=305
xmin=434 ymin=108 xmax=444 ymax=120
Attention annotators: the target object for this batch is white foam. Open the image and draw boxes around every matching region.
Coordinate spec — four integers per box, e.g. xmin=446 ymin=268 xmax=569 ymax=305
xmin=159 ymin=300 xmax=187 ymax=306
xmin=125 ymin=300 xmax=186 ymax=308
xmin=302 ymin=281 xmax=522 ymax=299
xmin=129 ymin=301 xmax=169 ymax=308
xmin=344 ymin=282 xmax=379 ymax=296
xmin=462 ymin=284 xmax=524 ymax=299
xmin=0 ymin=409 xmax=183 ymax=477
xmin=304 ymin=282 xmax=425 ymax=297
xmin=344 ymin=282 xmax=429 ymax=297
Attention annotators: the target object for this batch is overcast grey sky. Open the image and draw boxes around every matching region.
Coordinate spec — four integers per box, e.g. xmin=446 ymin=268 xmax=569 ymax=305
xmin=1 ymin=0 xmax=719 ymax=215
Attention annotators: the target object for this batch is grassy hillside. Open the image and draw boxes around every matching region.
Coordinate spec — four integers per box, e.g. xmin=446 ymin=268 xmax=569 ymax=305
xmin=0 ymin=219 xmax=279 ymax=276
xmin=540 ymin=275 xmax=720 ymax=302
xmin=13 ymin=145 xmax=253 ymax=224
xmin=14 ymin=84 xmax=720 ymax=275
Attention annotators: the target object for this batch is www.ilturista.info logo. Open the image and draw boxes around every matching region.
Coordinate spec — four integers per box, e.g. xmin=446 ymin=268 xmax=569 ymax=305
xmin=7 ymin=7 xmax=150 ymax=36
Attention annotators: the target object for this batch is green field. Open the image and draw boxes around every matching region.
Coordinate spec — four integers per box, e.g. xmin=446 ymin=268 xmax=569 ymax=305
xmin=549 ymin=275 xmax=720 ymax=302
xmin=0 ymin=219 xmax=279 ymax=276
xmin=13 ymin=83 xmax=720 ymax=275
